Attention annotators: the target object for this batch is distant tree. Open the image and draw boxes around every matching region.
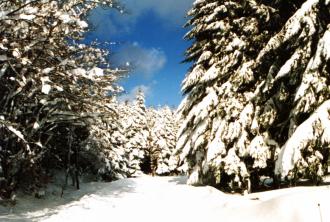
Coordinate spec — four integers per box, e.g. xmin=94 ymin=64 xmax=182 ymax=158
xmin=122 ymin=89 xmax=149 ymax=175
xmin=118 ymin=90 xmax=179 ymax=176
xmin=145 ymin=107 xmax=159 ymax=175
xmin=151 ymin=106 xmax=179 ymax=175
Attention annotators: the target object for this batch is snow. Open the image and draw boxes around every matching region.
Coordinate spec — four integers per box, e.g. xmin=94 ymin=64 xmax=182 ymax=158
xmin=257 ymin=0 xmax=320 ymax=65
xmin=274 ymin=50 xmax=301 ymax=80
xmin=12 ymin=49 xmax=21 ymax=58
xmin=207 ymin=20 xmax=227 ymax=31
xmin=0 ymin=55 xmax=8 ymax=61
xmin=0 ymin=11 xmax=8 ymax=20
xmin=275 ymin=100 xmax=330 ymax=177
xmin=77 ymin=20 xmax=88 ymax=29
xmin=41 ymin=77 xmax=52 ymax=95
xmin=193 ymin=0 xmax=205 ymax=6
xmin=41 ymin=84 xmax=51 ymax=95
xmin=56 ymin=13 xmax=72 ymax=23
xmin=7 ymin=126 xmax=26 ymax=141
xmin=294 ymin=29 xmax=330 ymax=104
xmin=1 ymin=176 xmax=330 ymax=222
xmin=19 ymin=14 xmax=36 ymax=20
xmin=200 ymin=64 xmax=218 ymax=83
xmin=248 ymin=135 xmax=271 ymax=168
xmin=42 ymin=68 xmax=54 ymax=74
xmin=223 ymin=149 xmax=249 ymax=178
xmin=197 ymin=51 xmax=212 ymax=63
xmin=207 ymin=135 xmax=225 ymax=162
xmin=182 ymin=64 xmax=204 ymax=91
xmin=88 ymin=67 xmax=104 ymax=77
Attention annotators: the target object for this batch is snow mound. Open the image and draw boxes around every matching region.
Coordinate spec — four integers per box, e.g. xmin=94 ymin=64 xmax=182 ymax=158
xmin=0 ymin=176 xmax=329 ymax=222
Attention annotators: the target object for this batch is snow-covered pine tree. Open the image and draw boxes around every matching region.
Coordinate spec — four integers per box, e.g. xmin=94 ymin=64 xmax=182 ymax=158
xmin=250 ymin=0 xmax=330 ymax=184
xmin=118 ymin=91 xmax=179 ymax=176
xmin=122 ymin=89 xmax=149 ymax=176
xmin=82 ymin=97 xmax=130 ymax=181
xmin=148 ymin=106 xmax=179 ymax=175
xmin=145 ymin=107 xmax=159 ymax=175
xmin=176 ymin=0 xmax=300 ymax=191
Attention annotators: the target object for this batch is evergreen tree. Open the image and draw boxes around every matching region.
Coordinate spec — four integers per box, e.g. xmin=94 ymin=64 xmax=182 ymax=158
xmin=83 ymin=97 xmax=130 ymax=181
xmin=176 ymin=0 xmax=309 ymax=191
xmin=253 ymin=0 xmax=330 ymax=184
xmin=122 ymin=89 xmax=149 ymax=175
xmin=118 ymin=92 xmax=179 ymax=176
xmin=149 ymin=106 xmax=179 ymax=175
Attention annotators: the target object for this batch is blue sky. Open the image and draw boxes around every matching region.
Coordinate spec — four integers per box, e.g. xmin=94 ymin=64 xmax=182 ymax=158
xmin=86 ymin=0 xmax=194 ymax=107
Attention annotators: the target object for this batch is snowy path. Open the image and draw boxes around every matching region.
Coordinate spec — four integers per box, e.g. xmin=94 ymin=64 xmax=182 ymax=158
xmin=0 ymin=176 xmax=330 ymax=222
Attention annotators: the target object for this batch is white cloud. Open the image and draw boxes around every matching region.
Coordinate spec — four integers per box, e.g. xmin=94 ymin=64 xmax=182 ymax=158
xmin=119 ymin=85 xmax=151 ymax=103
xmin=112 ymin=42 xmax=166 ymax=77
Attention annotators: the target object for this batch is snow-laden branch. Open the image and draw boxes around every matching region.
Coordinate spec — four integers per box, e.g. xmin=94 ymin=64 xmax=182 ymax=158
xmin=275 ymin=100 xmax=330 ymax=178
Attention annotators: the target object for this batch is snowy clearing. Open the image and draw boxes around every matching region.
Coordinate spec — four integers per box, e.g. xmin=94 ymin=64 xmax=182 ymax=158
xmin=0 ymin=176 xmax=330 ymax=222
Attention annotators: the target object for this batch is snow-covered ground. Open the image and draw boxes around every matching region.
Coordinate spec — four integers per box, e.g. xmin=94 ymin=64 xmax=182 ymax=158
xmin=0 ymin=176 xmax=330 ymax=222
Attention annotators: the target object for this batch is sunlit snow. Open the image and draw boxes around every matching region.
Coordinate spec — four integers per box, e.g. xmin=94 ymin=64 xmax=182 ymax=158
xmin=1 ymin=176 xmax=330 ymax=222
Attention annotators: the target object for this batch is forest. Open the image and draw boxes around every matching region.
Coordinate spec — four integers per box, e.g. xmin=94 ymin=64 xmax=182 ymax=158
xmin=1 ymin=0 xmax=330 ymax=221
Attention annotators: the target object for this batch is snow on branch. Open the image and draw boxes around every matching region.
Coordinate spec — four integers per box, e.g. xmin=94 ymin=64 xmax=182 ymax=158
xmin=275 ymin=100 xmax=330 ymax=178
